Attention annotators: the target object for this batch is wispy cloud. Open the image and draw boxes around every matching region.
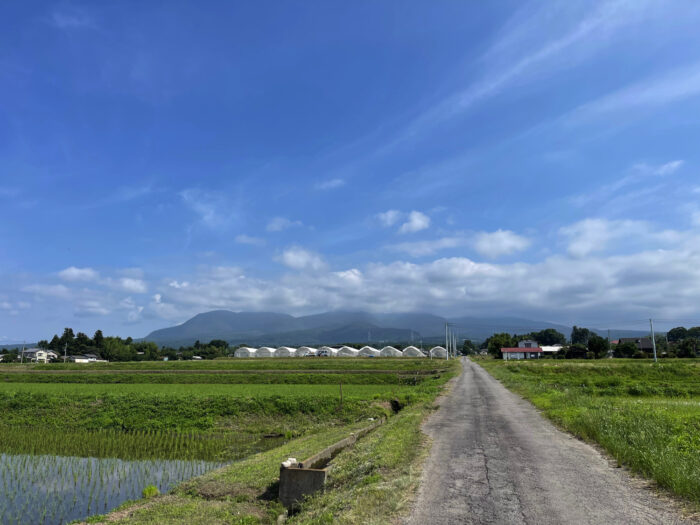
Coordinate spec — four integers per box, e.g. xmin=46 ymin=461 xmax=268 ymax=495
xmin=315 ymin=178 xmax=345 ymax=190
xmin=389 ymin=236 xmax=467 ymax=257
xmin=567 ymin=62 xmax=700 ymax=124
xmin=377 ymin=210 xmax=401 ymax=228
xmin=235 ymin=234 xmax=266 ymax=246
xmin=180 ymin=189 xmax=236 ymax=230
xmin=58 ymin=267 xmax=99 ymax=282
xmin=49 ymin=8 xmax=97 ymax=30
xmin=266 ymin=217 xmax=302 ymax=232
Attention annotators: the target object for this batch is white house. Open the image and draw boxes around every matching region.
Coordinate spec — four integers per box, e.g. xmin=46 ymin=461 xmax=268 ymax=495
xmin=518 ymin=340 xmax=539 ymax=349
xmin=501 ymin=347 xmax=543 ymax=360
xmin=541 ymin=345 xmax=563 ymax=355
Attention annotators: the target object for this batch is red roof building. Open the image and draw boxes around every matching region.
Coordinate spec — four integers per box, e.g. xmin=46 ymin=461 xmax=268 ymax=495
xmin=500 ymin=347 xmax=543 ymax=360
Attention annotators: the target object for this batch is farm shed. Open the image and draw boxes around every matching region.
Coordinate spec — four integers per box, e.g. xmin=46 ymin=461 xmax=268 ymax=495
xmin=337 ymin=346 xmax=359 ymax=357
xmin=379 ymin=346 xmax=403 ymax=357
xmin=274 ymin=347 xmax=295 ymax=357
xmin=296 ymin=346 xmax=317 ymax=357
xmin=256 ymin=347 xmax=275 ymax=358
xmin=430 ymin=346 xmax=448 ymax=358
xmin=501 ymin=347 xmax=543 ymax=360
xmin=358 ymin=346 xmax=380 ymax=357
xmin=318 ymin=346 xmax=338 ymax=357
xmin=234 ymin=347 xmax=257 ymax=358
xmin=402 ymin=346 xmax=425 ymax=357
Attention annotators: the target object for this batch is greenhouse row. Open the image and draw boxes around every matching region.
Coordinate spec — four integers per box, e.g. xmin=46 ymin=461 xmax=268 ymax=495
xmin=232 ymin=345 xmax=449 ymax=358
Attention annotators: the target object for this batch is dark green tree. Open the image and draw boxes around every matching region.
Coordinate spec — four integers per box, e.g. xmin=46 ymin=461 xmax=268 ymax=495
xmin=688 ymin=327 xmax=700 ymax=339
xmin=60 ymin=328 xmax=76 ymax=353
xmin=667 ymin=327 xmax=688 ymax=343
xmin=93 ymin=330 xmax=104 ymax=348
xmin=208 ymin=339 xmax=228 ymax=349
xmin=37 ymin=340 xmax=49 ymax=349
xmin=48 ymin=335 xmax=61 ymax=351
xmin=566 ymin=343 xmax=588 ymax=359
xmin=486 ymin=333 xmax=516 ymax=359
xmin=587 ymin=334 xmax=608 ymax=359
xmin=571 ymin=326 xmax=591 ymax=345
xmin=677 ymin=338 xmax=698 ymax=358
xmin=532 ymin=329 xmax=566 ymax=346
xmin=614 ymin=341 xmax=637 ymax=358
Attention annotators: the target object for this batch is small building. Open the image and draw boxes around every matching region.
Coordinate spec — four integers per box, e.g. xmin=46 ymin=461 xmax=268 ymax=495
xmin=541 ymin=345 xmax=563 ymax=355
xmin=273 ymin=347 xmax=295 ymax=357
xmin=379 ymin=346 xmax=402 ymax=357
xmin=618 ymin=337 xmax=654 ymax=351
xmin=234 ymin=347 xmax=257 ymax=358
xmin=501 ymin=347 xmax=543 ymax=360
xmin=69 ymin=355 xmax=92 ymax=364
xmin=358 ymin=346 xmax=380 ymax=357
xmin=296 ymin=346 xmax=317 ymax=357
xmin=429 ymin=346 xmax=448 ymax=359
xmin=337 ymin=346 xmax=359 ymax=357
xmin=255 ymin=347 xmax=275 ymax=358
xmin=518 ymin=340 xmax=539 ymax=349
xmin=402 ymin=346 xmax=425 ymax=357
xmin=23 ymin=349 xmax=58 ymax=363
xmin=317 ymin=346 xmax=338 ymax=357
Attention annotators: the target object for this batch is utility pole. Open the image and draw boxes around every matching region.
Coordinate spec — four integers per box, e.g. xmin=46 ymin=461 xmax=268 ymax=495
xmin=607 ymin=329 xmax=612 ymax=358
xmin=20 ymin=341 xmax=25 ymax=363
xmin=63 ymin=343 xmax=68 ymax=363
xmin=649 ymin=318 xmax=658 ymax=363
xmin=445 ymin=323 xmax=449 ymax=361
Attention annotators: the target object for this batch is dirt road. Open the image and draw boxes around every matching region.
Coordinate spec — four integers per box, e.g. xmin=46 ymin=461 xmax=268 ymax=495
xmin=405 ymin=358 xmax=695 ymax=524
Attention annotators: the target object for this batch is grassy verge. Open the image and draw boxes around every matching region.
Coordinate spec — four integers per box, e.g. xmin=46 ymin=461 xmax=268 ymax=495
xmin=474 ymin=357 xmax=700 ymax=503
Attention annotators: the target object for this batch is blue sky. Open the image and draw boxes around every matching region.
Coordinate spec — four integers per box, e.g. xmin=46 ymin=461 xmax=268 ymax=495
xmin=3 ymin=1 xmax=700 ymax=341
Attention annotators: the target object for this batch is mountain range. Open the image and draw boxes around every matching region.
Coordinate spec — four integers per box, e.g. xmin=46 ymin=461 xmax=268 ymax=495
xmin=143 ymin=310 xmax=651 ymax=347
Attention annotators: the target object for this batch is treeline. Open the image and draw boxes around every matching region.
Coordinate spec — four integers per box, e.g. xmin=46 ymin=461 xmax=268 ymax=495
xmin=0 ymin=328 xmax=235 ymax=362
xmin=477 ymin=325 xmax=700 ymax=359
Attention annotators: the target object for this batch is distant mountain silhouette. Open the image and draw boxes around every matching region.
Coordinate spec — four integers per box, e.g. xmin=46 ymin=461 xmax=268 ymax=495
xmin=143 ymin=310 xmax=651 ymax=346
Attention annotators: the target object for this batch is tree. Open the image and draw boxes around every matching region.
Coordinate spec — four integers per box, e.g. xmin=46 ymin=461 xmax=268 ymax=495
xmin=677 ymin=338 xmax=698 ymax=358
xmin=93 ymin=330 xmax=104 ymax=348
xmin=48 ymin=335 xmax=61 ymax=351
xmin=60 ymin=328 xmax=76 ymax=353
xmin=566 ymin=343 xmax=588 ymax=359
xmin=462 ymin=339 xmax=477 ymax=355
xmin=688 ymin=327 xmax=700 ymax=339
xmin=37 ymin=340 xmax=49 ymax=349
xmin=532 ymin=328 xmax=566 ymax=346
xmin=587 ymin=334 xmax=608 ymax=359
xmin=614 ymin=341 xmax=637 ymax=358
xmin=486 ymin=333 xmax=516 ymax=359
xmin=667 ymin=327 xmax=688 ymax=343
xmin=571 ymin=326 xmax=591 ymax=345
xmin=208 ymin=339 xmax=228 ymax=349
xmin=75 ymin=332 xmax=92 ymax=353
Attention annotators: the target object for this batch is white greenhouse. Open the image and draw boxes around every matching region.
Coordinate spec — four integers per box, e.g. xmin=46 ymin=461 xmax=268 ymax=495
xmin=256 ymin=347 xmax=275 ymax=358
xmin=274 ymin=347 xmax=296 ymax=358
xmin=358 ymin=346 xmax=380 ymax=357
xmin=379 ymin=346 xmax=403 ymax=357
xmin=430 ymin=346 xmax=448 ymax=359
xmin=337 ymin=346 xmax=359 ymax=357
xmin=402 ymin=346 xmax=425 ymax=357
xmin=234 ymin=347 xmax=257 ymax=358
xmin=318 ymin=346 xmax=338 ymax=357
xmin=296 ymin=346 xmax=317 ymax=357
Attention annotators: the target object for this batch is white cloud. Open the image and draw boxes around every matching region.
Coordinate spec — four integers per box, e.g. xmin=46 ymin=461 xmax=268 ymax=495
xmin=75 ymin=300 xmax=110 ymax=317
xmin=22 ymin=284 xmax=72 ymax=299
xmin=474 ymin=230 xmax=531 ymax=258
xmin=559 ymin=218 xmax=650 ymax=257
xmin=58 ymin=266 xmax=99 ymax=282
xmin=168 ymin=281 xmax=190 ymax=289
xmin=180 ymin=189 xmax=236 ymax=229
xmin=279 ymin=247 xmax=327 ymax=272
xmin=235 ymin=234 xmax=266 ymax=246
xmin=377 ymin=210 xmax=402 ymax=227
xmin=569 ymin=61 xmax=700 ymax=123
xmin=267 ymin=217 xmax=302 ymax=232
xmin=316 ymin=178 xmax=345 ymax=190
xmin=399 ymin=211 xmax=431 ymax=234
xmin=50 ymin=8 xmax=96 ymax=30
xmin=389 ymin=236 xmax=467 ymax=257
xmin=650 ymin=160 xmax=684 ymax=176
xmin=116 ymin=278 xmax=147 ymax=294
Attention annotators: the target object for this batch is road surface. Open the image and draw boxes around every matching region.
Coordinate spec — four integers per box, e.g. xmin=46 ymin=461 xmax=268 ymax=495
xmin=405 ymin=358 xmax=695 ymax=525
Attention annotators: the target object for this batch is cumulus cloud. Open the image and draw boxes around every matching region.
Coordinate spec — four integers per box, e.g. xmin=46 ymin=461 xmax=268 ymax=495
xmin=115 ymin=278 xmax=147 ymax=294
xmin=168 ymin=281 xmax=190 ymax=289
xmin=267 ymin=217 xmax=302 ymax=232
xmin=474 ymin=230 xmax=530 ymax=258
xmin=559 ymin=218 xmax=646 ymax=257
xmin=389 ymin=236 xmax=467 ymax=257
xmin=377 ymin=210 xmax=402 ymax=227
xmin=279 ymin=247 xmax=327 ymax=272
xmin=58 ymin=266 xmax=99 ymax=282
xmin=399 ymin=211 xmax=431 ymax=234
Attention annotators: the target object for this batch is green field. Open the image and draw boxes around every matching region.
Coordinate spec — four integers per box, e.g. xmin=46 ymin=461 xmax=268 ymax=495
xmin=0 ymin=358 xmax=459 ymax=525
xmin=474 ymin=358 xmax=700 ymax=504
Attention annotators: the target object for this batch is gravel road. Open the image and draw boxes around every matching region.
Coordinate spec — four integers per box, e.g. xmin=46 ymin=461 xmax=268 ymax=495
xmin=405 ymin=358 xmax=695 ymax=525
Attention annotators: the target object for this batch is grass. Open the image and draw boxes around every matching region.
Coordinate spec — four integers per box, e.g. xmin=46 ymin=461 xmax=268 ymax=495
xmin=1 ymin=358 xmax=460 ymax=524
xmin=474 ymin=357 xmax=700 ymax=503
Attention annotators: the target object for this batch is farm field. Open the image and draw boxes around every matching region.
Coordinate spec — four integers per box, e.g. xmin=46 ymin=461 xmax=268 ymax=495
xmin=0 ymin=358 xmax=458 ymax=525
xmin=474 ymin=358 xmax=700 ymax=504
